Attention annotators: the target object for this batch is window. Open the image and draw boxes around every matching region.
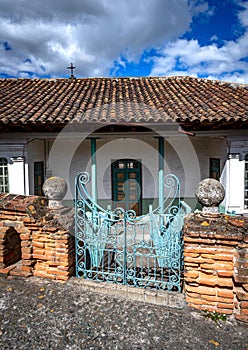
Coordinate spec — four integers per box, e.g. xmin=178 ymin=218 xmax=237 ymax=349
xmin=244 ymin=155 xmax=248 ymax=209
xmin=34 ymin=161 xmax=44 ymax=196
xmin=209 ymin=158 xmax=220 ymax=180
xmin=0 ymin=158 xmax=9 ymax=193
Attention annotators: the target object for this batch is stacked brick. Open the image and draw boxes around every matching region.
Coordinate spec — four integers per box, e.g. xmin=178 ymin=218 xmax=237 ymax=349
xmin=0 ymin=193 xmax=75 ymax=281
xmin=0 ymin=194 xmax=34 ymax=275
xmin=234 ymin=235 xmax=248 ymax=323
xmin=19 ymin=217 xmax=37 ymax=276
xmin=32 ymin=226 xmax=75 ymax=281
xmin=184 ymin=213 xmax=248 ymax=323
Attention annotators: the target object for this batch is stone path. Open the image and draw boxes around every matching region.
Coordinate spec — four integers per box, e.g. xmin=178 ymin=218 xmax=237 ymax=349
xmin=0 ymin=275 xmax=247 ymax=350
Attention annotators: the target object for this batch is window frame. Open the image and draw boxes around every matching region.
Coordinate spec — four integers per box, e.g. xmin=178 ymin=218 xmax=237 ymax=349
xmin=0 ymin=157 xmax=9 ymax=193
xmin=209 ymin=158 xmax=220 ymax=181
xmin=34 ymin=161 xmax=45 ymax=196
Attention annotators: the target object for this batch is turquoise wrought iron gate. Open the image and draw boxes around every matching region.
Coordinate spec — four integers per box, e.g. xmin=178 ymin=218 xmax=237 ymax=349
xmin=75 ymin=172 xmax=189 ymax=292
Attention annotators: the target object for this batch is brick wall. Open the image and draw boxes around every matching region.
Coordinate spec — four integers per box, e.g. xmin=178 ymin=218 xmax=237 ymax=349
xmin=0 ymin=194 xmax=75 ymax=281
xmin=1 ymin=193 xmax=248 ymax=323
xmin=184 ymin=213 xmax=248 ymax=323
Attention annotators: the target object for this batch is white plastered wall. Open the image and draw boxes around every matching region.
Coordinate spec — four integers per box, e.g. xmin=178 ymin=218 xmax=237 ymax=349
xmin=0 ymin=133 xmax=229 ymax=208
xmin=44 ymin=134 xmax=227 ymax=205
xmin=27 ymin=139 xmax=46 ymax=195
xmin=90 ymin=137 xmax=158 ymax=200
xmin=0 ymin=140 xmax=29 ymax=195
xmin=224 ymin=137 xmax=248 ymax=214
xmin=225 ymin=155 xmax=245 ymax=213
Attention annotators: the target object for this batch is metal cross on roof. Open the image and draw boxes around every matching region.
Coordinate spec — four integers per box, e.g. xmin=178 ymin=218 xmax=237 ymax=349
xmin=67 ymin=62 xmax=76 ymax=79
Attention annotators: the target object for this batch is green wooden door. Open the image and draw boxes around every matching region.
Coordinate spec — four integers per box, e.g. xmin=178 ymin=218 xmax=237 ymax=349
xmin=112 ymin=159 xmax=142 ymax=215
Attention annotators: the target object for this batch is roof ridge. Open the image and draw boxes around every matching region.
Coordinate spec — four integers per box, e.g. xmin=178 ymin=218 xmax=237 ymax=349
xmin=0 ymin=75 xmax=247 ymax=87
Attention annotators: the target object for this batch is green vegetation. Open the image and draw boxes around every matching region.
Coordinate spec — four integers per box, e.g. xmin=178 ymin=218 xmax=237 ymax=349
xmin=203 ymin=310 xmax=227 ymax=324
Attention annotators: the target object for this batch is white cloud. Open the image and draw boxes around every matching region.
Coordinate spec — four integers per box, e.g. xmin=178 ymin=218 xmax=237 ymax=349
xmin=0 ymin=0 xmax=198 ymax=77
xmin=150 ymin=1 xmax=248 ymax=82
xmin=238 ymin=1 xmax=248 ymax=27
xmin=1 ymin=0 xmax=247 ymax=82
xmin=210 ymin=34 xmax=218 ymax=41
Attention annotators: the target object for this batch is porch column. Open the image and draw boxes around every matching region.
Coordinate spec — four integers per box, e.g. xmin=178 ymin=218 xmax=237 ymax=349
xmin=90 ymin=138 xmax=97 ymax=203
xmin=158 ymin=137 xmax=164 ymax=214
xmin=9 ymin=156 xmax=26 ymax=195
xmin=225 ymin=153 xmax=244 ymax=213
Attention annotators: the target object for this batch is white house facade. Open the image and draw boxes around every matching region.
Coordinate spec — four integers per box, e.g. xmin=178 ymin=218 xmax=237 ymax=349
xmin=0 ymin=76 xmax=247 ymax=214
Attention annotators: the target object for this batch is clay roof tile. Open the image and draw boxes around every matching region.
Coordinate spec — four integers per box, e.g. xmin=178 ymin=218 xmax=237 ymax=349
xmin=0 ymin=76 xmax=247 ymax=130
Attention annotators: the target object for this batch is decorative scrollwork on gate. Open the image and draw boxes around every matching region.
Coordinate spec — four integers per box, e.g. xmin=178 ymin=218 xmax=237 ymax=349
xmin=75 ymin=171 xmax=190 ymax=292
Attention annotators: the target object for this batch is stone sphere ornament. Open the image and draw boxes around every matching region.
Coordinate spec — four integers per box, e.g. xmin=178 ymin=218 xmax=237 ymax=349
xmin=42 ymin=176 xmax=67 ymax=209
xmin=195 ymin=178 xmax=225 ymax=215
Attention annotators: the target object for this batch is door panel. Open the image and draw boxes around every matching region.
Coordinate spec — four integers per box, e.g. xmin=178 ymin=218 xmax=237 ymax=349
xmin=112 ymin=159 xmax=142 ymax=215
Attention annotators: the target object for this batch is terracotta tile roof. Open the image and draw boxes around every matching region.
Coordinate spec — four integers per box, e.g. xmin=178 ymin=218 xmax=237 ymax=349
xmin=0 ymin=76 xmax=247 ymax=130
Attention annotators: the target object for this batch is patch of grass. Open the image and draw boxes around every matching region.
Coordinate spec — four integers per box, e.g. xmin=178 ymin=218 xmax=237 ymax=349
xmin=203 ymin=310 xmax=227 ymax=324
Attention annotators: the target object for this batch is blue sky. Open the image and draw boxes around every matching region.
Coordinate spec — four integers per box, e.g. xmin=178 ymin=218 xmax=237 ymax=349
xmin=0 ymin=0 xmax=248 ymax=82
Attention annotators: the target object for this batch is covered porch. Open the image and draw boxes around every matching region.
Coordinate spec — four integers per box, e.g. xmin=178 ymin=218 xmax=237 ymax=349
xmin=45 ymin=124 xmax=227 ymax=214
